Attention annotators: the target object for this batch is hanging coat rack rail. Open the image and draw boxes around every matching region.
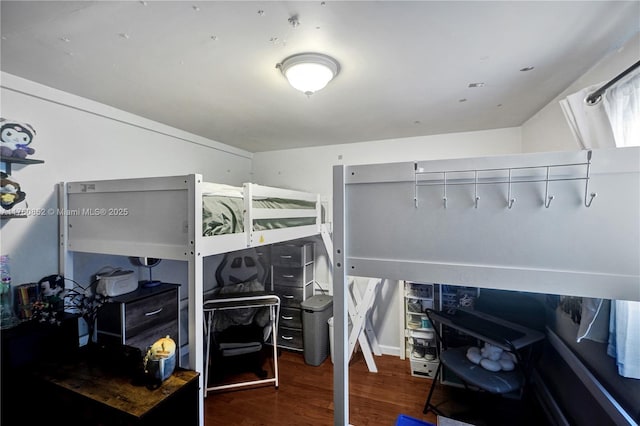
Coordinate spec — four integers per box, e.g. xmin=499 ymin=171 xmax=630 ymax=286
xmin=414 ymin=150 xmax=596 ymax=209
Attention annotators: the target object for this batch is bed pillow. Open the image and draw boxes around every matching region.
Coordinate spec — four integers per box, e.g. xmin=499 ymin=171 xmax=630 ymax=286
xmin=201 ymin=182 xmax=243 ymax=198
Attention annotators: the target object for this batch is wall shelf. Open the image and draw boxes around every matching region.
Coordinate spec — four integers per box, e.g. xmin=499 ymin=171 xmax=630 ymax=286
xmin=1 ymin=156 xmax=45 ymax=175
xmin=1 ymin=155 xmax=45 ymax=216
xmin=1 ymin=214 xmax=28 ymax=220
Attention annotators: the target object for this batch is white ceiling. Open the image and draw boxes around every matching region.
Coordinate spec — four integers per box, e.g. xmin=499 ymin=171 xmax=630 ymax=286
xmin=1 ymin=1 xmax=639 ymax=153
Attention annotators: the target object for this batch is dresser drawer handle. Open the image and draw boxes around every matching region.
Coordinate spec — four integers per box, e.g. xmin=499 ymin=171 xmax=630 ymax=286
xmin=282 ymin=295 xmax=294 ymax=299
xmin=145 ymin=308 xmax=163 ymax=316
xmin=282 ymin=275 xmax=295 ymax=278
xmin=281 ymin=335 xmax=293 ymax=340
xmin=281 ymin=315 xmax=293 ymax=320
xmin=279 ymin=255 xmax=293 ymax=259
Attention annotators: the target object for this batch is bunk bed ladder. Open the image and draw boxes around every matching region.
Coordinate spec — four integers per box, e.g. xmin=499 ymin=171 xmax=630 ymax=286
xmin=347 ymin=278 xmax=382 ymax=373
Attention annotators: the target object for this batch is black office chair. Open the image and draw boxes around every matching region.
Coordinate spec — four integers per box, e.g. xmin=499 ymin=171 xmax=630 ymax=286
xmin=204 ymin=249 xmax=274 ymax=388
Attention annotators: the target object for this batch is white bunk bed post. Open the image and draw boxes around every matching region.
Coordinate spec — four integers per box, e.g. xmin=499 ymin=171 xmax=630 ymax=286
xmin=57 ymin=182 xmax=73 ymax=282
xmin=188 ymin=174 xmax=205 ymax=426
xmin=244 ymin=183 xmax=253 ymax=247
xmin=332 ymin=165 xmax=349 ymax=426
xmin=321 ymin=224 xmax=334 ymax=267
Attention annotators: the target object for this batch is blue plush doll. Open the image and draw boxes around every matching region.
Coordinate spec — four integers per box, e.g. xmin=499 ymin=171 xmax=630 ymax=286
xmin=0 ymin=118 xmax=36 ymax=159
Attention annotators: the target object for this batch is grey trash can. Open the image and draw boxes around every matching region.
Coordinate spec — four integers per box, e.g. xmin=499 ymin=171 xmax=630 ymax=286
xmin=300 ymin=294 xmax=333 ymax=366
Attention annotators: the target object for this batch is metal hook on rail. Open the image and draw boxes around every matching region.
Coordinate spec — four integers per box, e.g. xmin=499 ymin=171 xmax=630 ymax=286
xmin=442 ymin=171 xmax=448 ymax=209
xmin=474 ymin=170 xmax=480 ymax=209
xmin=544 ymin=166 xmax=554 ymax=208
xmin=584 ymin=150 xmax=597 ymax=207
xmin=414 ymin=162 xmax=420 ymax=208
xmin=507 ymin=169 xmax=516 ymax=209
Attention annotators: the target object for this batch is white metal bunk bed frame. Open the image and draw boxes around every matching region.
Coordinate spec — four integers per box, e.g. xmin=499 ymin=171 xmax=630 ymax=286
xmin=332 ymin=147 xmax=640 ymax=426
xmin=57 ymin=174 xmax=331 ymax=426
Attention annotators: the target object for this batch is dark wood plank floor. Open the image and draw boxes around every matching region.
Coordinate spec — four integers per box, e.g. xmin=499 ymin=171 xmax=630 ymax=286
xmin=204 ymin=350 xmax=547 ymax=426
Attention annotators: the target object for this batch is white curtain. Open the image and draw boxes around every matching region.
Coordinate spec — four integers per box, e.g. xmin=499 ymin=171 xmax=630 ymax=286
xmin=604 ymin=69 xmax=640 ymax=379
xmin=603 ymin=71 xmax=640 ymax=148
xmin=559 ymin=82 xmax=617 ymax=149
xmin=562 ymin=67 xmax=640 ymax=379
xmin=608 ymin=301 xmax=640 ymax=379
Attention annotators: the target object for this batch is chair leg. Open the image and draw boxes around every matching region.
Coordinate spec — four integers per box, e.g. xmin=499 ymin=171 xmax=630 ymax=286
xmin=204 ymin=311 xmax=213 ymax=398
xmin=423 ymin=360 xmax=445 ymax=416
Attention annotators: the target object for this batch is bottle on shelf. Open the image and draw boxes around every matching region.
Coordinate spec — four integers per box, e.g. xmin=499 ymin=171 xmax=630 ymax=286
xmin=0 ymin=255 xmax=19 ymax=329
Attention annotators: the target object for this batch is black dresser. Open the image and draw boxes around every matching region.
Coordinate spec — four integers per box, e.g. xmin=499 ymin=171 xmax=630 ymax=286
xmin=97 ymin=283 xmax=180 ymax=358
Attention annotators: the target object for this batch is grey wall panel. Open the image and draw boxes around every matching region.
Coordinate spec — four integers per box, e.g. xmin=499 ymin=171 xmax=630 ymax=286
xmin=341 ymin=147 xmax=640 ymax=301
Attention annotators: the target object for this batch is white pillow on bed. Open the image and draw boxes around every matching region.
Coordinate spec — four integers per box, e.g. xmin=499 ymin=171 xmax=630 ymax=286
xmin=201 ymin=182 xmax=244 ymax=198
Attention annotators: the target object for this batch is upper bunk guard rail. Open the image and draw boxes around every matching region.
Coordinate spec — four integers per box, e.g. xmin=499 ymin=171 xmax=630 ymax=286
xmin=242 ymin=182 xmax=322 ymax=247
xmin=245 ymin=182 xmax=320 ymax=203
xmin=414 ymin=149 xmax=596 ymax=209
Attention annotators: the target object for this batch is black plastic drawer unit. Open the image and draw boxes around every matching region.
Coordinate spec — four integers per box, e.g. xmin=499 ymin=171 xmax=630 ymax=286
xmin=97 ymin=283 xmax=180 ymax=357
xmin=271 ymin=241 xmax=315 ymax=351
xmin=271 ymin=242 xmax=314 ymax=267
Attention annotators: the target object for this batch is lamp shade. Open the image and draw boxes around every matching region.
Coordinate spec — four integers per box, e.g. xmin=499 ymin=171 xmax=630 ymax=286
xmin=278 ymin=53 xmax=339 ymax=95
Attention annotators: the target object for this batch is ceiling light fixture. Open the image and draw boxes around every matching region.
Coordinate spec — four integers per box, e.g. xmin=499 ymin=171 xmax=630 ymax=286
xmin=277 ymin=53 xmax=340 ymax=96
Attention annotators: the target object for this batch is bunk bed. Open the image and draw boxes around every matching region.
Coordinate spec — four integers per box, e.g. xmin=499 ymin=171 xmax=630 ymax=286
xmin=57 ymin=174 xmax=330 ymax=425
xmin=332 ymin=147 xmax=640 ymax=426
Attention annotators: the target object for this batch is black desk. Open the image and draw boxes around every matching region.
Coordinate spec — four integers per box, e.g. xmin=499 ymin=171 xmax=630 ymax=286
xmin=32 ymin=357 xmax=199 ymax=426
xmin=427 ymin=308 xmax=545 ymax=351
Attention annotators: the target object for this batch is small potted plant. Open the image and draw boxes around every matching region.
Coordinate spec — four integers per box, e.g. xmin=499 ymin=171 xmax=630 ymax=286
xmin=33 ymin=277 xmax=110 ymax=347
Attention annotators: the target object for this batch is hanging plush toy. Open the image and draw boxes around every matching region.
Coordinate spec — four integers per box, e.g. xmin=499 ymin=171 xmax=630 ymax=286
xmin=0 ymin=118 xmax=36 ymax=159
xmin=0 ymin=172 xmax=26 ymax=210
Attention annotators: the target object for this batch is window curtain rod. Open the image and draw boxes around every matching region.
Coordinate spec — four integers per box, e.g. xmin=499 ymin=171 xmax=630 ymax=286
xmin=586 ymin=59 xmax=640 ymax=105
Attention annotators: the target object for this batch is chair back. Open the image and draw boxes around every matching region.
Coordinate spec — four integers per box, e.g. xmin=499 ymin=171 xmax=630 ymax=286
xmin=215 ymin=248 xmax=266 ymax=287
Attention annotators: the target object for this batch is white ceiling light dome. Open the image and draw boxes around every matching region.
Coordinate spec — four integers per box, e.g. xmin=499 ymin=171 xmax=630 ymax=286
xmin=277 ymin=53 xmax=340 ymax=95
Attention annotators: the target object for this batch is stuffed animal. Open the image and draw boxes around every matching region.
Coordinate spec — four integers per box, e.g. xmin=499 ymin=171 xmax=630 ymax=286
xmin=0 ymin=172 xmax=26 ymax=209
xmin=466 ymin=342 xmax=517 ymax=372
xmin=0 ymin=118 xmax=36 ymax=159
xmin=144 ymin=335 xmax=177 ymax=384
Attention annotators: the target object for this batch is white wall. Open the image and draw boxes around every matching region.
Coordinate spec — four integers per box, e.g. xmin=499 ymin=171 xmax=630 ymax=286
xmin=1 ymin=72 xmax=253 ymax=287
xmin=521 ymin=32 xmax=640 ymax=153
xmin=252 ymin=127 xmax=522 ymax=355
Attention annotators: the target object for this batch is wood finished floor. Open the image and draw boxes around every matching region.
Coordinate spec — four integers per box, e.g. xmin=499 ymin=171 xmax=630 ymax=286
xmin=204 ymin=350 xmax=548 ymax=426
